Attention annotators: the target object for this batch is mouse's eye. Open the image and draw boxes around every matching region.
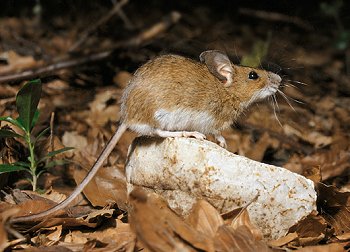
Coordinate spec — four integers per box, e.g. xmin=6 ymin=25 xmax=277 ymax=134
xmin=248 ymin=71 xmax=259 ymax=80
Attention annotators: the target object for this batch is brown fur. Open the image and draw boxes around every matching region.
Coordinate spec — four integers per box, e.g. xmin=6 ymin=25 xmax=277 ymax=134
xmin=121 ymin=54 xmax=279 ymax=134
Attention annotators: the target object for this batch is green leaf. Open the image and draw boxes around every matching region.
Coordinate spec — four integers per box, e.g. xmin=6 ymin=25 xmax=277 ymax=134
xmin=0 ymin=129 xmax=24 ymax=139
xmin=0 ymin=116 xmax=26 ymax=132
xmin=44 ymin=159 xmax=69 ymax=169
xmin=46 ymin=147 xmax=74 ymax=158
xmin=34 ymin=127 xmax=50 ymax=144
xmin=13 ymin=161 xmax=31 ymax=168
xmin=39 ymin=147 xmax=74 ymax=163
xmin=0 ymin=164 xmax=27 ymax=174
xmin=16 ymin=79 xmax=42 ymax=132
xmin=241 ymin=34 xmax=271 ymax=68
xmin=31 ymin=110 xmax=40 ymax=129
xmin=335 ymin=31 xmax=350 ymax=50
xmin=320 ymin=1 xmax=343 ymax=17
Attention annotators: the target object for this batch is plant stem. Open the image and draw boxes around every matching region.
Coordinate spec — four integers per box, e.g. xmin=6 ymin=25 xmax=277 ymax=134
xmin=26 ymin=132 xmax=37 ymax=191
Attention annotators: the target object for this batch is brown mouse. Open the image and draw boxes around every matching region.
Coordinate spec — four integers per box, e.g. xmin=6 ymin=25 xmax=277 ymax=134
xmin=10 ymin=50 xmax=281 ymax=223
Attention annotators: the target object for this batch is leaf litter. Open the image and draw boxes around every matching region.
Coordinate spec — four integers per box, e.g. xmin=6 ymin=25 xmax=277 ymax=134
xmin=0 ymin=1 xmax=350 ymax=251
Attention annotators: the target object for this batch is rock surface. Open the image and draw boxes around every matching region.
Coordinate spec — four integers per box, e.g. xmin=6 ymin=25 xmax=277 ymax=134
xmin=125 ymin=137 xmax=317 ymax=240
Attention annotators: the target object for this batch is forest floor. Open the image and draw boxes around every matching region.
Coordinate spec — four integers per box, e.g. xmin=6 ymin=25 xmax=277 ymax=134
xmin=0 ymin=1 xmax=349 ymax=251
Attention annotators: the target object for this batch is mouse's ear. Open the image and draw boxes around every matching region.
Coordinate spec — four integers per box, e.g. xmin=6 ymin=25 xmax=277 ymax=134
xmin=200 ymin=50 xmax=233 ymax=87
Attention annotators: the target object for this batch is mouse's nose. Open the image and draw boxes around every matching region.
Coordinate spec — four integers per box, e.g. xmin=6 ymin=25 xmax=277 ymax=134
xmin=270 ymin=73 xmax=282 ymax=84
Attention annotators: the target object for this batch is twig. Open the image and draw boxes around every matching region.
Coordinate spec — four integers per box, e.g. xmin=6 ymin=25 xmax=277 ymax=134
xmin=0 ymin=51 xmax=112 ymax=84
xmin=0 ymin=11 xmax=181 ymax=84
xmin=114 ymin=11 xmax=181 ymax=48
xmin=50 ymin=112 xmax=55 ymax=156
xmin=69 ymin=0 xmax=129 ymax=52
xmin=239 ymin=8 xmax=313 ymax=31
xmin=111 ymin=0 xmax=134 ymax=30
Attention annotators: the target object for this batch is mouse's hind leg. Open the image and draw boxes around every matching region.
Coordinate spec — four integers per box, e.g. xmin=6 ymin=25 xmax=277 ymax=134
xmin=154 ymin=129 xmax=206 ymax=140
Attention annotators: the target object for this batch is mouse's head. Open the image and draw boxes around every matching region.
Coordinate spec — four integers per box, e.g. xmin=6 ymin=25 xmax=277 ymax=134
xmin=200 ymin=50 xmax=281 ymax=107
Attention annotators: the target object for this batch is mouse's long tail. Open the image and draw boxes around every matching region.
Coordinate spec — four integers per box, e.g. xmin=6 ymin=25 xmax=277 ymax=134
xmin=10 ymin=123 xmax=128 ymax=223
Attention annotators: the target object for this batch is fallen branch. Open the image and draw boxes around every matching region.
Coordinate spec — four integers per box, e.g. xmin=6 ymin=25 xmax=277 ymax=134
xmin=69 ymin=0 xmax=129 ymax=52
xmin=0 ymin=51 xmax=112 ymax=84
xmin=239 ymin=8 xmax=313 ymax=31
xmin=0 ymin=11 xmax=181 ymax=84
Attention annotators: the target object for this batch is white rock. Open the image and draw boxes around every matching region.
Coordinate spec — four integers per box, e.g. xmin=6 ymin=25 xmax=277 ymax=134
xmin=125 ymin=137 xmax=317 ymax=240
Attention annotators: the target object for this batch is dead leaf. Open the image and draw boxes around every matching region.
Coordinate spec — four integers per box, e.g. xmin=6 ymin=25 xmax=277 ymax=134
xmin=129 ymin=188 xmax=215 ymax=252
xmin=61 ymin=131 xmax=88 ymax=151
xmin=317 ymin=183 xmax=350 ymax=235
xmin=74 ymin=160 xmax=128 ymax=210
xmin=214 ymin=225 xmax=272 ymax=252
xmin=288 ymin=213 xmax=328 ymax=246
xmin=186 ymin=200 xmax=224 ymax=238
xmin=231 ymin=209 xmax=263 ymax=241
xmin=303 ymin=166 xmax=322 ymax=184
xmin=31 ymin=225 xmax=63 ymax=246
xmin=114 ymin=71 xmax=132 ymax=89
xmin=62 ymin=218 xmax=136 ymax=251
xmin=245 ymin=132 xmax=271 ymax=162
xmin=301 ymin=150 xmax=350 ymax=181
xmin=268 ymin=232 xmax=298 ymax=247
xmin=0 ymin=50 xmax=39 ymax=74
xmin=87 ymin=87 xmax=121 ymax=128
xmin=336 ymin=232 xmax=350 ymax=241
xmin=283 ymin=125 xmax=332 ymax=149
xmin=295 ymin=242 xmax=347 ymax=252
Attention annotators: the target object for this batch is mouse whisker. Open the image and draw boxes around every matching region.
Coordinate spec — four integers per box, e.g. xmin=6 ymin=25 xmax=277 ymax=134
xmin=282 ymin=66 xmax=305 ymax=70
xmin=270 ymin=95 xmax=283 ymax=128
xmin=272 ymin=93 xmax=280 ymax=111
xmin=277 ymin=89 xmax=303 ymax=112
xmin=284 ymin=79 xmax=308 ymax=86
xmin=278 ymin=89 xmax=305 ymax=105
xmin=281 ymin=82 xmax=300 ymax=90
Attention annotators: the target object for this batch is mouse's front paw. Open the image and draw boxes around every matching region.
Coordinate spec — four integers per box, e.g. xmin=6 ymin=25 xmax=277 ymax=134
xmin=215 ymin=134 xmax=227 ymax=148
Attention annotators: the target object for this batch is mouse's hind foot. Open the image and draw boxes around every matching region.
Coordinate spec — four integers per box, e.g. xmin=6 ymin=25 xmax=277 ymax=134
xmin=154 ymin=129 xmax=206 ymax=140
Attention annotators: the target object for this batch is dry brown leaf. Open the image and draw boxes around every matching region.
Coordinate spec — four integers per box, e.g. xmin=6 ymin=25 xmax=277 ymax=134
xmin=35 ymin=189 xmax=67 ymax=204
xmin=289 ymin=212 xmax=328 ymax=246
xmin=0 ymin=220 xmax=9 ymax=251
xmin=231 ymin=209 xmax=263 ymax=241
xmin=114 ymin=71 xmax=132 ymax=89
xmin=12 ymin=198 xmax=60 ymax=218
xmin=301 ymin=150 xmax=350 ymax=181
xmin=74 ymin=164 xmax=127 ymax=210
xmin=31 ymin=225 xmax=63 ymax=246
xmin=336 ymin=232 xmax=350 ymax=241
xmin=21 ymin=245 xmax=74 ymax=252
xmin=245 ymin=132 xmax=272 ymax=162
xmin=317 ymin=183 xmax=350 ymax=236
xmin=62 ymin=219 xmax=135 ymax=251
xmin=61 ymin=131 xmax=88 ymax=151
xmin=298 ymin=234 xmax=325 ymax=246
xmin=284 ymin=154 xmax=304 ymax=174
xmin=86 ymin=87 xmax=122 ymax=128
xmin=129 ymin=188 xmax=215 ymax=252
xmin=268 ymin=232 xmax=298 ymax=247
xmin=27 ymin=209 xmax=114 ymax=232
xmin=283 ymin=125 xmax=332 ymax=149
xmin=214 ymin=225 xmax=272 ymax=252
xmin=0 ymin=50 xmax=38 ymax=74
xmin=186 ymin=200 xmax=224 ymax=238
xmin=303 ymin=166 xmax=322 ymax=184
xmin=77 ymin=208 xmax=114 ymax=223
xmin=295 ymin=242 xmax=348 ymax=252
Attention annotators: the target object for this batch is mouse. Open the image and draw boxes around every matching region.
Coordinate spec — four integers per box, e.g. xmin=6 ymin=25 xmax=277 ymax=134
xmin=10 ymin=50 xmax=281 ymax=223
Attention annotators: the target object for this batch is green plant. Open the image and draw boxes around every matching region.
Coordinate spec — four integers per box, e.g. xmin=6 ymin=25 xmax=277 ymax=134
xmin=240 ymin=32 xmax=271 ymax=68
xmin=0 ymin=79 xmax=72 ymax=191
